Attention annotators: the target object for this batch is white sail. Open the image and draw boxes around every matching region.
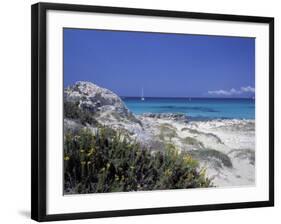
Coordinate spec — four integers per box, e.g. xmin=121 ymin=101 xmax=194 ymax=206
xmin=141 ymin=88 xmax=145 ymax=101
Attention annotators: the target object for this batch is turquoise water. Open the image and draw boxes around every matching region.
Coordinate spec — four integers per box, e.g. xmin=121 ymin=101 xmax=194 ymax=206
xmin=122 ymin=97 xmax=255 ymax=120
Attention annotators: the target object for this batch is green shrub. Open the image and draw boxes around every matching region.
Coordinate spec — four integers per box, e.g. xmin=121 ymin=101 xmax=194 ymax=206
xmin=64 ymin=127 xmax=212 ymax=194
xmin=183 ymin=137 xmax=204 ymax=148
xmin=64 ymin=101 xmax=97 ymax=125
xmin=190 ymin=149 xmax=232 ymax=168
xmin=228 ymin=149 xmax=255 ymax=165
xmin=159 ymin=124 xmax=177 ymax=141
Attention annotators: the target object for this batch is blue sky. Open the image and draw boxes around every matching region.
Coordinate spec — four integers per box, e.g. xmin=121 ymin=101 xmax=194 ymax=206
xmin=64 ymin=28 xmax=255 ymax=98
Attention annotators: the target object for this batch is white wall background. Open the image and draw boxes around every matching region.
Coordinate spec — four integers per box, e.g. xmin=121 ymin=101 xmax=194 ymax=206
xmin=0 ymin=0 xmax=279 ymax=223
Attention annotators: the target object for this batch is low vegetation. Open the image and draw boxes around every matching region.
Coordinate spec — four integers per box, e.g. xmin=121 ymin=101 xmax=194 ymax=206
xmin=183 ymin=136 xmax=205 ymax=148
xmin=190 ymin=149 xmax=232 ymax=168
xmin=181 ymin=127 xmax=224 ymax=144
xmin=64 ymin=101 xmax=98 ymax=126
xmin=228 ymin=149 xmax=255 ymax=165
xmin=159 ymin=124 xmax=177 ymax=141
xmin=64 ymin=127 xmax=212 ymax=194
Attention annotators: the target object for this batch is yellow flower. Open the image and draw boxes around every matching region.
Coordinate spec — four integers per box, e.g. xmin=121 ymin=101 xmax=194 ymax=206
xmin=199 ymin=167 xmax=207 ymax=176
xmin=183 ymin=155 xmax=192 ymax=163
xmin=164 ymin=169 xmax=172 ymax=176
xmin=64 ymin=156 xmax=70 ymax=161
xmin=87 ymin=148 xmax=95 ymax=157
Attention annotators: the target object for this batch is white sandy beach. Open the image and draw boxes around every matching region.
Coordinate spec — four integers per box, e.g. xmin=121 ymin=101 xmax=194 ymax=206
xmin=137 ymin=116 xmax=255 ymax=187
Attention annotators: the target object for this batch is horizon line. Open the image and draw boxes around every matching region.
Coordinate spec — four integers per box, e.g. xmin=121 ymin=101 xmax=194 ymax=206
xmin=120 ymin=96 xmax=255 ymax=99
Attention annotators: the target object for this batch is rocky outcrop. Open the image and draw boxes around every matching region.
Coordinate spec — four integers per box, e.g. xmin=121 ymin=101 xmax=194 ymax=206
xmin=65 ymin=81 xmax=130 ymax=116
xmin=141 ymin=112 xmax=188 ymax=122
xmin=64 ymin=81 xmax=142 ymax=134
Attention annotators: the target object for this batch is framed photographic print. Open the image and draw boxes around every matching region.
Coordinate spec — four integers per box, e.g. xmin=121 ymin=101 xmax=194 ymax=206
xmin=31 ymin=2 xmax=274 ymax=222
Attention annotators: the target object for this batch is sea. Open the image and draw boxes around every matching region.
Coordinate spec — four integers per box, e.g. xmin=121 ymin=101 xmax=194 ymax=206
xmin=122 ymin=97 xmax=255 ymax=121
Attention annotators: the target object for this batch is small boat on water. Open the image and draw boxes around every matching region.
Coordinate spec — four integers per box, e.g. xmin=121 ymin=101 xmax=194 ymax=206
xmin=141 ymin=88 xmax=145 ymax=101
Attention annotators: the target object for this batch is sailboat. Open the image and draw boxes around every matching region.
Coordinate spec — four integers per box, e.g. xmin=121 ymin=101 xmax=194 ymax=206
xmin=141 ymin=88 xmax=145 ymax=101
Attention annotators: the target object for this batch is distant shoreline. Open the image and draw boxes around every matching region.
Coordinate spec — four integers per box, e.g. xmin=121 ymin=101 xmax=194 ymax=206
xmin=136 ymin=112 xmax=255 ymax=122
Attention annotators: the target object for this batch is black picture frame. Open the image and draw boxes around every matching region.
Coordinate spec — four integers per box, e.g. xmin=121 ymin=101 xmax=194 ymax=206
xmin=31 ymin=2 xmax=274 ymax=222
